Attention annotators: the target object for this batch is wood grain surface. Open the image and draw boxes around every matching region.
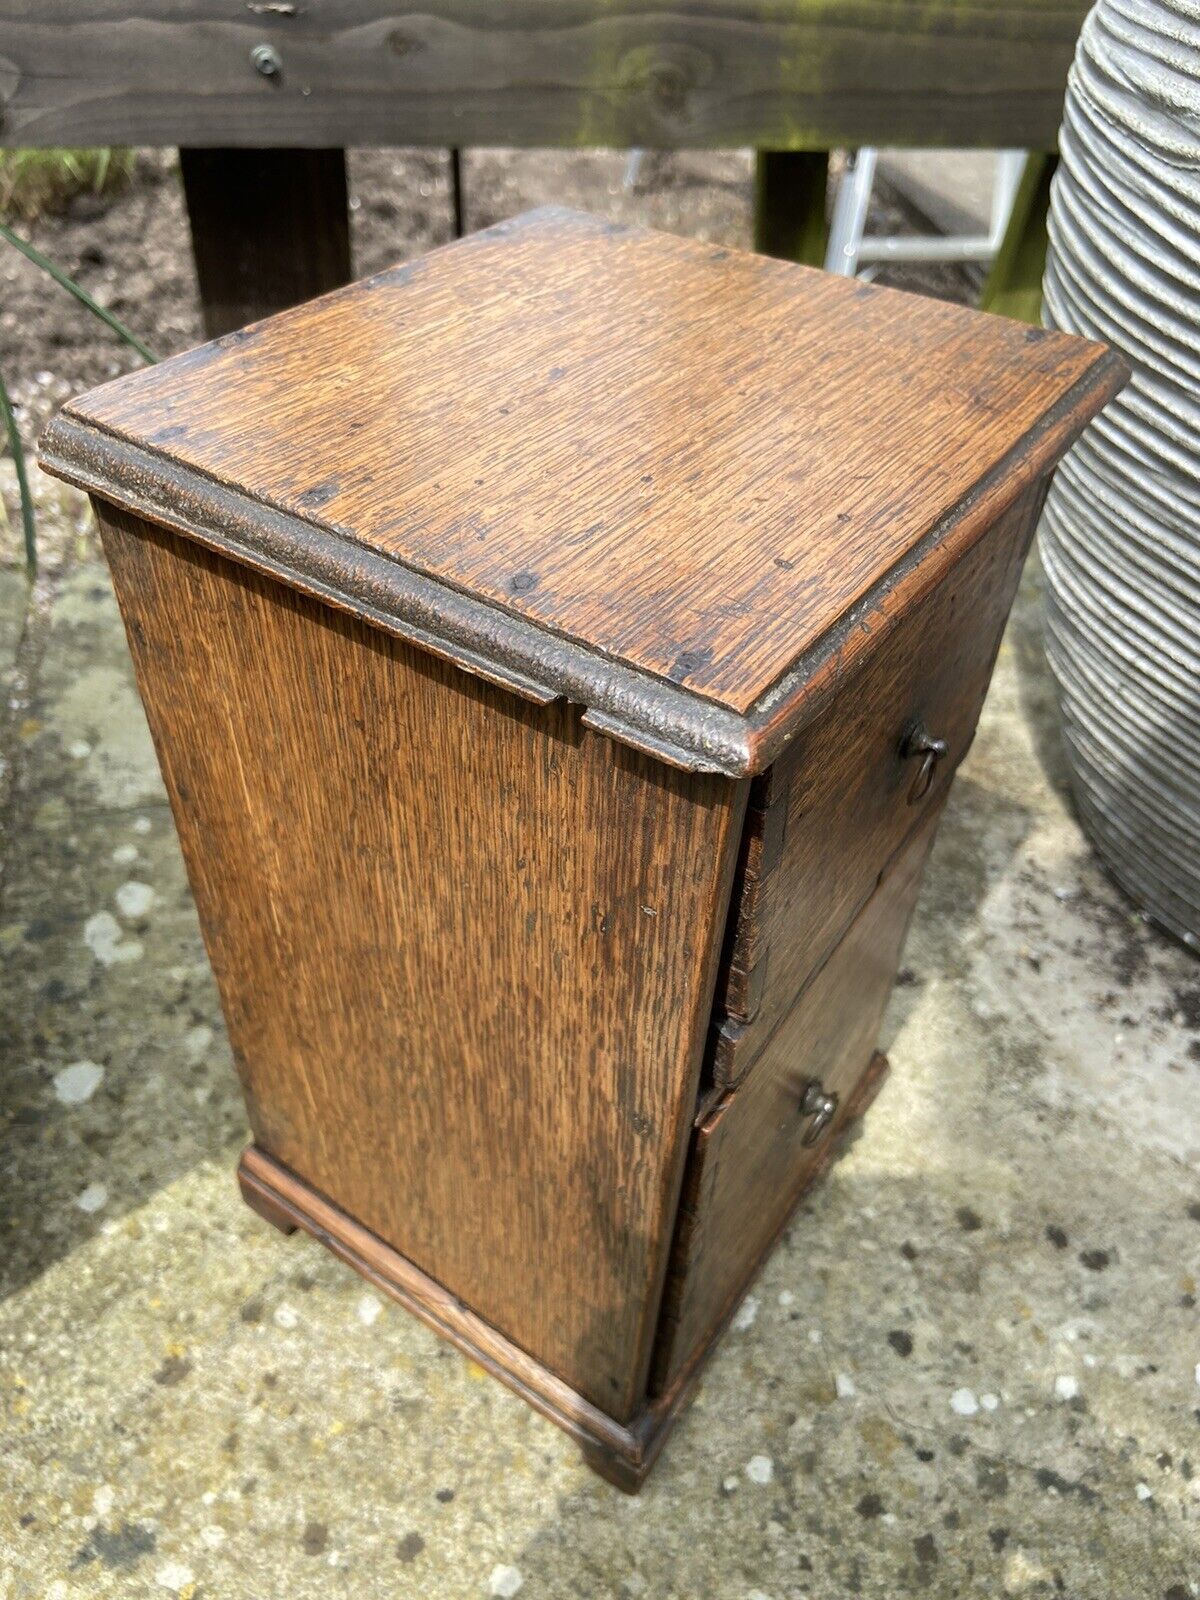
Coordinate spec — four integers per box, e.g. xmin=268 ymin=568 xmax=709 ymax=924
xmin=98 ymin=503 xmax=747 ymax=1420
xmin=61 ymin=208 xmax=1118 ymax=726
xmin=2 ymin=1 xmax=1092 ymax=152
xmin=655 ymin=814 xmax=937 ymax=1391
xmin=714 ymin=479 xmax=1044 ymax=1045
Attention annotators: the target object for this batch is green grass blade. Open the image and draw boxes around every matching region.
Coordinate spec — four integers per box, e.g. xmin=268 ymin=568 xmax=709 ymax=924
xmin=0 ymin=220 xmax=157 ymax=364
xmin=0 ymin=370 xmax=37 ymax=575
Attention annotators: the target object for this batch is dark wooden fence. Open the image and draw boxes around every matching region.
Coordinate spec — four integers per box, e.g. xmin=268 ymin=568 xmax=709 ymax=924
xmin=1 ymin=2 xmax=1089 ymax=331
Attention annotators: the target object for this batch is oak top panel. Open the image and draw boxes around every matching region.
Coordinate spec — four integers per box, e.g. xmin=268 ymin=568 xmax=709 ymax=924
xmin=45 ymin=207 xmax=1123 ymax=771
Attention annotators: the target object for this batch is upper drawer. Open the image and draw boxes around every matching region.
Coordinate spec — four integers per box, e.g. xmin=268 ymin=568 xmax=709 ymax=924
xmin=713 ymin=481 xmax=1044 ymax=1058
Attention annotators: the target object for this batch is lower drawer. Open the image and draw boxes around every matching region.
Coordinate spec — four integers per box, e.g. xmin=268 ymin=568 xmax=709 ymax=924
xmin=651 ymin=811 xmax=937 ymax=1393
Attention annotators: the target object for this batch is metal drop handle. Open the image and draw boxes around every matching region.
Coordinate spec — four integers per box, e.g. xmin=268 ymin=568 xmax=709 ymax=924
xmin=799 ymin=1079 xmax=839 ymax=1146
xmin=901 ymin=719 xmax=948 ymax=804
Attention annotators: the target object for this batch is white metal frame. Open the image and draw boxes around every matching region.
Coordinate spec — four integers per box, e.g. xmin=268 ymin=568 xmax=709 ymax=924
xmin=825 ymin=149 xmax=1028 ymax=278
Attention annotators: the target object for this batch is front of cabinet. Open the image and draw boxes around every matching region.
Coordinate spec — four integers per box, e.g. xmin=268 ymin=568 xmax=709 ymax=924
xmin=657 ymin=804 xmax=946 ymax=1394
xmin=643 ymin=479 xmax=1051 ymax=1433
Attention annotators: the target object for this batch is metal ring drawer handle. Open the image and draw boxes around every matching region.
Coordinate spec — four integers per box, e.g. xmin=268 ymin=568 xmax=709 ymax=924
xmin=901 ymin=720 xmax=949 ymax=804
xmin=799 ymin=1079 xmax=839 ymax=1146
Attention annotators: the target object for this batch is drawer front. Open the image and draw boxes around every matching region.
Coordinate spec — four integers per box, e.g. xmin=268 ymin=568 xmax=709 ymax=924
xmin=653 ymin=814 xmax=936 ymax=1393
xmin=714 ymin=482 xmax=1042 ymax=1053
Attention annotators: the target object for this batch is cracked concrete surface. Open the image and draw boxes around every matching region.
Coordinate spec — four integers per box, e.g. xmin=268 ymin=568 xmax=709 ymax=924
xmin=3 ymin=435 xmax=1200 ymax=1599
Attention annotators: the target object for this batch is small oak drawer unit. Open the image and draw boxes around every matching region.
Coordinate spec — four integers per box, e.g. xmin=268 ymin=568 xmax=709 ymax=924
xmin=41 ymin=208 xmax=1124 ymax=1490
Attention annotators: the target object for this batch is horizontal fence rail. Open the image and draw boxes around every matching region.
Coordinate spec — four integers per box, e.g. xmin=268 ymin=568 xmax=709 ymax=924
xmin=2 ymin=1 xmax=1088 ymax=152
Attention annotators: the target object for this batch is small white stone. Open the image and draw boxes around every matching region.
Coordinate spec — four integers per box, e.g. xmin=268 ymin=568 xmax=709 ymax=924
xmin=733 ymin=1296 xmax=759 ymax=1332
xmin=155 ymin=1563 xmax=195 ymax=1593
xmin=201 ymin=1491 xmax=217 ymax=1506
xmin=115 ymin=881 xmax=156 ymax=919
xmin=112 ymin=843 xmax=139 ymax=865
xmin=1054 ymin=1374 xmax=1079 ymax=1401
xmin=200 ymin=1524 xmax=227 ymax=1549
xmin=273 ymin=1303 xmax=299 ymax=1330
xmin=835 ymin=1372 xmax=857 ymax=1399
xmin=133 ymin=816 xmax=152 ymax=834
xmin=68 ymin=739 xmax=92 ymax=760
xmin=777 ymin=1290 xmax=795 ymax=1308
xmin=76 ymin=1182 xmax=109 ymax=1214
xmin=83 ymin=910 xmax=142 ymax=966
xmin=1005 ymin=1551 xmax=1051 ymax=1589
xmin=488 ymin=1565 xmax=524 ymax=1597
xmin=980 ymin=1393 xmax=1000 ymax=1412
xmin=745 ymin=1454 xmax=774 ymax=1485
xmin=722 ymin=1474 xmax=740 ymax=1493
xmin=92 ymin=1485 xmax=114 ymax=1516
xmin=1135 ymin=1482 xmax=1153 ymax=1502
xmin=808 ymin=1328 xmax=822 ymax=1344
xmin=950 ymin=1387 xmax=979 ymax=1416
xmin=83 ymin=910 xmax=120 ymax=959
xmin=357 ymin=1294 xmax=383 ymax=1327
xmin=747 ymin=1591 xmax=774 ymax=1600
xmin=1194 ymin=1362 xmax=1200 ymax=1389
xmin=184 ymin=1024 xmax=213 ymax=1061
xmin=54 ymin=1061 xmax=104 ymax=1105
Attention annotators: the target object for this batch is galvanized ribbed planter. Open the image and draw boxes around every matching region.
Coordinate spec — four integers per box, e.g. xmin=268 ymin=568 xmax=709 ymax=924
xmin=1040 ymin=0 xmax=1200 ymax=951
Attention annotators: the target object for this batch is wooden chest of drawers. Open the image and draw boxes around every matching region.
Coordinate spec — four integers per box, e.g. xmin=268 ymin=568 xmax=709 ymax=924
xmin=41 ymin=208 xmax=1124 ymax=1490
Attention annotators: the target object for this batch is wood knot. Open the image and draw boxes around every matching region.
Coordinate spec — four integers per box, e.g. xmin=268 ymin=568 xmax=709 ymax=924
xmin=617 ymin=44 xmax=711 ymax=120
xmin=387 ymin=28 xmax=425 ymax=58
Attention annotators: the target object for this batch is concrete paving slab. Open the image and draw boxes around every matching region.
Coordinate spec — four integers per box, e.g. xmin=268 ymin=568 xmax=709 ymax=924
xmin=0 ymin=565 xmax=27 ymax=677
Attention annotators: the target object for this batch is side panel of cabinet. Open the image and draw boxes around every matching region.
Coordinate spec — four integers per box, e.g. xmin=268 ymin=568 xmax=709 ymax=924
xmin=98 ymin=504 xmax=748 ymax=1422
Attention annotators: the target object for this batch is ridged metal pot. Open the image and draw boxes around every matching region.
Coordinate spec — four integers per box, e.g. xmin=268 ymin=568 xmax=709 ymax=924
xmin=1040 ymin=0 xmax=1200 ymax=951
